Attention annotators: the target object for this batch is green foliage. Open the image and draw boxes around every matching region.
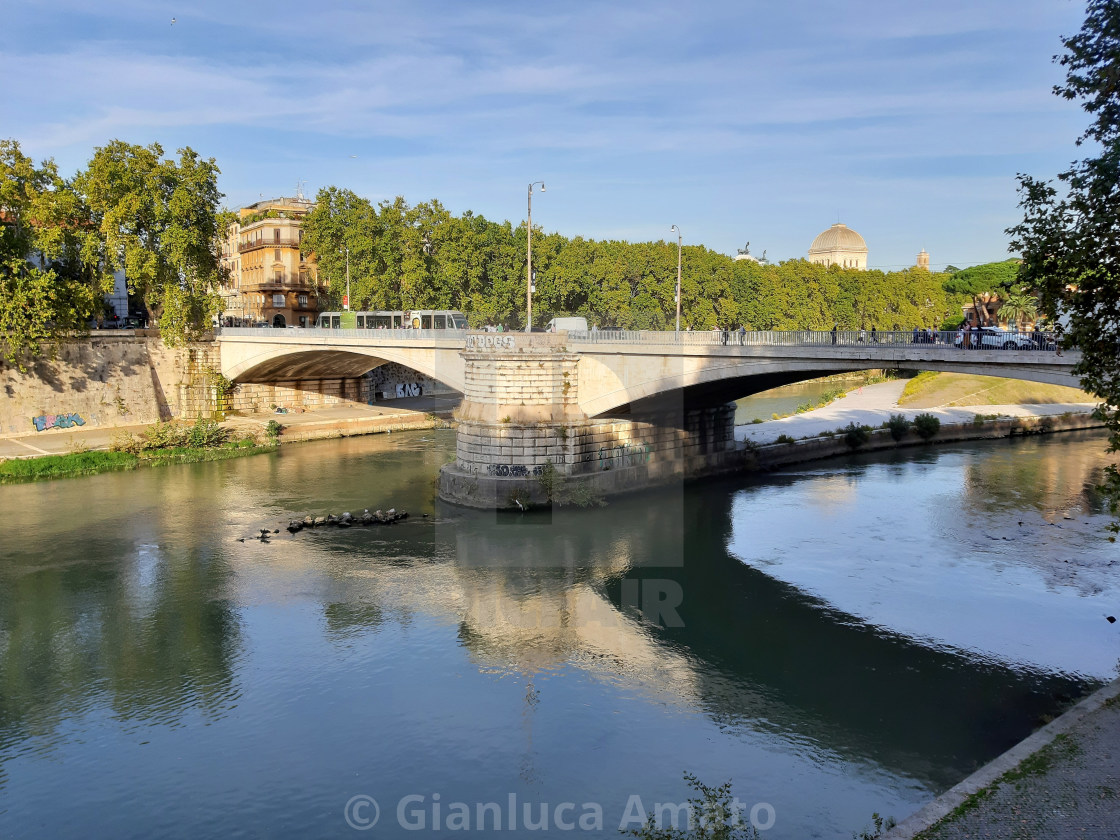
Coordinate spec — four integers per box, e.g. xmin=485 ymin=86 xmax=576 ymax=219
xmin=853 ymin=813 xmax=897 ymax=840
xmin=843 ymin=422 xmax=872 ymax=449
xmin=795 ymin=387 xmax=846 ymax=414
xmin=912 ymin=413 xmax=941 ymax=440
xmin=943 ymin=260 xmax=1021 ymax=326
xmin=109 ymin=428 xmax=143 ymax=454
xmin=0 ymin=451 xmax=138 ymax=482
xmin=998 ymin=291 xmax=1039 ymax=328
xmin=885 ymin=413 xmax=911 ymax=441
xmin=186 ymin=418 xmax=227 ymax=448
xmin=900 ymin=370 xmax=939 ymax=402
xmin=265 ymin=419 xmax=283 ymax=440
xmin=74 ymin=140 xmax=225 ymax=344
xmin=300 ymin=186 xmax=968 ymax=331
xmin=622 ymin=772 xmax=759 ymax=839
xmin=142 ymin=421 xmax=190 ymax=449
xmin=1006 ymin=0 xmax=1120 ymax=531
xmin=0 ymin=140 xmax=108 ymax=364
xmin=775 ymin=434 xmax=797 ymax=444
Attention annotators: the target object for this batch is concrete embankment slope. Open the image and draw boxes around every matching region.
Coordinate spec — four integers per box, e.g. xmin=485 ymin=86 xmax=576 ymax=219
xmin=737 ymin=380 xmax=1100 ymax=446
xmin=884 ymin=677 xmax=1120 ymax=839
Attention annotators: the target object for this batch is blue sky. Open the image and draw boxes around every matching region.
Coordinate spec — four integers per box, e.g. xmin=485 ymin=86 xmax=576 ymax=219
xmin=0 ymin=0 xmax=1090 ymax=270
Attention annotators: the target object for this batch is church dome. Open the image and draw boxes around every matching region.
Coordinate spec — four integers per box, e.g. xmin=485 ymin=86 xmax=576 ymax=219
xmin=808 ymin=223 xmax=868 ymax=270
xmin=809 ymin=223 xmax=867 ymax=254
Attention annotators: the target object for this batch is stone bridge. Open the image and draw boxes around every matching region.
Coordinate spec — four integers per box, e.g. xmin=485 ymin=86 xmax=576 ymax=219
xmin=218 ymin=328 xmax=1082 ymax=508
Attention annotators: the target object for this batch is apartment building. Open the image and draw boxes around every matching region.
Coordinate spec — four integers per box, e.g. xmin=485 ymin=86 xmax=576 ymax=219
xmin=219 ymin=196 xmax=322 ymax=327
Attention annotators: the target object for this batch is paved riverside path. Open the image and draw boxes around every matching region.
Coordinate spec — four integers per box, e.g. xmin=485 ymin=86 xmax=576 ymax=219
xmin=0 ymin=394 xmax=460 ymax=460
xmin=735 ymin=380 xmax=1099 ymax=444
xmin=886 ymin=679 xmax=1120 ymax=839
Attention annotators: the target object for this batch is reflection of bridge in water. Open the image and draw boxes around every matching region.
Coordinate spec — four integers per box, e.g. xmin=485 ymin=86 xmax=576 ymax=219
xmin=218 ymin=328 xmax=1083 ymax=508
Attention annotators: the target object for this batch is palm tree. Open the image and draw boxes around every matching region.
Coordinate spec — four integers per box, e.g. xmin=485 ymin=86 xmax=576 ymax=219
xmin=998 ymin=292 xmax=1039 ymax=330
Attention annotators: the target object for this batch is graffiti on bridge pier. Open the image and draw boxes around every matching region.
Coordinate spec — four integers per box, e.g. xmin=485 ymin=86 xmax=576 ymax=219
xmin=597 ymin=441 xmax=652 ymax=469
xmin=486 ymin=464 xmax=545 ymax=478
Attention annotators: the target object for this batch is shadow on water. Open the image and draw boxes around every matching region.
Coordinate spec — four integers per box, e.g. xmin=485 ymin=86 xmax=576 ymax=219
xmin=0 ymin=427 xmax=1114 ymax=830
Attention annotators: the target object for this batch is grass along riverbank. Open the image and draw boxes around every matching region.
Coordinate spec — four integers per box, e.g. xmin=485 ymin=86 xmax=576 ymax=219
xmin=899 ymin=372 xmax=1092 ymax=408
xmin=0 ymin=419 xmax=278 ymax=483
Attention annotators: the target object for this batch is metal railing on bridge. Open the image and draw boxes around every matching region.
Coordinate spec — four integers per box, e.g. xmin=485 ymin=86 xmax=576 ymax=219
xmin=567 ymin=328 xmax=1061 ymax=351
xmin=220 ymin=326 xmax=468 ymax=341
xmin=217 ymin=325 xmax=1061 ymax=352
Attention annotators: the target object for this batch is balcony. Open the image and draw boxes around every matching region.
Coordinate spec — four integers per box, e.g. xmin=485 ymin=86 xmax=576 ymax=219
xmin=237 ymin=237 xmax=302 ymax=253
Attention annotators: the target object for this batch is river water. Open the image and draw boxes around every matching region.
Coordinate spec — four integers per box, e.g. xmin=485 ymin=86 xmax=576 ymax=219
xmin=1 ymin=430 xmax=1118 ymax=838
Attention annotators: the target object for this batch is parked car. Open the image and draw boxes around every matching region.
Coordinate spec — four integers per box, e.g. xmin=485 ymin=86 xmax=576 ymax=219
xmin=955 ymin=326 xmax=1036 ymax=350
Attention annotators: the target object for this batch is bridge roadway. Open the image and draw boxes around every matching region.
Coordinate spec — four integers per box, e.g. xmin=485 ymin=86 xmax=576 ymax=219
xmin=218 ymin=328 xmax=1081 ymax=419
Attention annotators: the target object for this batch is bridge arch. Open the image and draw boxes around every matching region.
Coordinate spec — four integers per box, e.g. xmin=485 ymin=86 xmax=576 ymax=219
xmin=578 ymin=354 xmax=1083 ymax=418
xmin=221 ymin=344 xmax=465 ymax=393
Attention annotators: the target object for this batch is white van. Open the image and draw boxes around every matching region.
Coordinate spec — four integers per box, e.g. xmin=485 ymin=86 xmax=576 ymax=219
xmin=545 ymin=317 xmax=589 ymax=333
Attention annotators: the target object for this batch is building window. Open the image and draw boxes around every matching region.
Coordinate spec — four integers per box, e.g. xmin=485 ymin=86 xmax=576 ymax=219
xmin=298 ymin=294 xmax=308 ymax=307
xmin=272 ymin=293 xmax=285 ymax=308
xmin=274 ymin=248 xmax=281 ymax=261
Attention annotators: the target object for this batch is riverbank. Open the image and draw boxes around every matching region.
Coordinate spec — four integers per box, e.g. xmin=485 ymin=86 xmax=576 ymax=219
xmin=0 ymin=395 xmax=458 ymax=461
xmin=736 ymin=380 xmax=1100 ymax=446
xmin=0 ymin=439 xmax=279 ymax=483
xmin=883 ymin=676 xmax=1120 ymax=839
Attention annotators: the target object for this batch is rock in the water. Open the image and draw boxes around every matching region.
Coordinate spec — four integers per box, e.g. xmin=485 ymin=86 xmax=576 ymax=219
xmin=340 ymin=512 xmax=353 ymax=524
xmin=326 ymin=514 xmax=339 ymax=525
xmin=313 ymin=516 xmax=327 ymax=527
xmin=287 ymin=521 xmax=303 ymax=533
xmin=302 ymin=515 xmax=315 ymax=527
xmin=360 ymin=512 xmax=373 ymax=525
xmin=337 ymin=520 xmax=351 ymax=528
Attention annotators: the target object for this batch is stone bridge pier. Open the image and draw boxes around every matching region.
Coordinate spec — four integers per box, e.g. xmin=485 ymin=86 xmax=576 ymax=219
xmin=437 ymin=333 xmax=746 ymax=509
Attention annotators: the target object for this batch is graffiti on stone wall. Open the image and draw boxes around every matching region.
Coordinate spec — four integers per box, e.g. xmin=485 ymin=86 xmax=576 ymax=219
xmin=32 ymin=413 xmax=86 ymax=432
xmin=597 ymin=441 xmax=652 ymax=469
xmin=395 ymin=383 xmax=423 ymax=398
xmin=466 ymin=334 xmax=515 ymax=349
xmin=486 ymin=464 xmax=545 ymax=477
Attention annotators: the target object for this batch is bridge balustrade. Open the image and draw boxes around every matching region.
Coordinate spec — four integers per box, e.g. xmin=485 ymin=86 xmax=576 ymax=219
xmin=216 ymin=326 xmax=1060 ymax=351
xmin=220 ymin=327 xmax=469 ymax=340
xmin=568 ymin=329 xmax=1060 ymax=351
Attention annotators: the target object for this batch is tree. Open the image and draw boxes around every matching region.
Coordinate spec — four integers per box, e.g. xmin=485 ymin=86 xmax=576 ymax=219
xmin=942 ymin=260 xmax=1021 ymax=326
xmin=997 ymin=291 xmax=1038 ymax=329
xmin=0 ymin=140 xmax=107 ymax=364
xmin=1007 ymin=0 xmax=1120 ymax=535
xmin=74 ymin=141 xmax=225 ymax=343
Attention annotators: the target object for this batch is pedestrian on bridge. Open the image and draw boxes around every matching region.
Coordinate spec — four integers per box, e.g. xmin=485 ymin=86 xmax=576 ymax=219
xmin=831 ymin=324 xmax=838 ymax=345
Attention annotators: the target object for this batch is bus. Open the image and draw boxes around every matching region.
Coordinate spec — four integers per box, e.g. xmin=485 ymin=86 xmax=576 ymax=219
xmin=313 ymin=310 xmax=469 ymax=330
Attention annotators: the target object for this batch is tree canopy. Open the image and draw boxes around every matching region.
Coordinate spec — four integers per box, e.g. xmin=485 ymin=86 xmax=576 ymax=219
xmin=0 ymin=140 xmax=107 ymax=364
xmin=303 ymin=187 xmax=968 ymax=332
xmin=1007 ymin=0 xmax=1120 ymax=534
xmin=0 ymin=138 xmax=226 ymax=360
xmin=75 ymin=141 xmax=225 ymax=342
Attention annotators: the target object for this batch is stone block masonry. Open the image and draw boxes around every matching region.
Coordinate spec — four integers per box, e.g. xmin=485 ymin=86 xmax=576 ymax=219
xmin=439 ymin=332 xmax=748 ymax=508
xmin=0 ymin=335 xmax=400 ymax=438
xmin=0 ymin=334 xmax=203 ymax=435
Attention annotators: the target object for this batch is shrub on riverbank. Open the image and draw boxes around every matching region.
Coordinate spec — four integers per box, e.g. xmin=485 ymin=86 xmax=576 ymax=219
xmin=844 ymin=422 xmax=872 ymax=449
xmin=913 ymin=413 xmax=941 ymax=440
xmin=884 ymin=413 xmax=911 ymax=441
xmin=3 ymin=418 xmax=273 ymax=484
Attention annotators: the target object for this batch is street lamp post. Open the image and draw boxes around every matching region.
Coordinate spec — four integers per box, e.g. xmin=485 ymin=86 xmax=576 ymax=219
xmin=670 ymin=225 xmax=682 ymax=332
xmin=344 ymin=247 xmax=350 ymax=311
xmin=526 ymin=181 xmax=545 ymax=332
